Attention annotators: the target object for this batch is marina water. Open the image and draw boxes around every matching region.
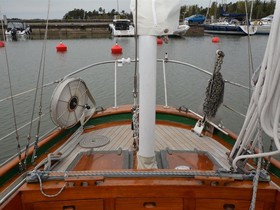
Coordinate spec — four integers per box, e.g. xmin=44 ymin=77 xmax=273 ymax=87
xmin=0 ymin=35 xmax=269 ymax=164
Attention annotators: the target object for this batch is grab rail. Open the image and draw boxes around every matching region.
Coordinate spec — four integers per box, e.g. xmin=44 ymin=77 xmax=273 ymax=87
xmin=0 ymin=58 xmax=249 ymax=162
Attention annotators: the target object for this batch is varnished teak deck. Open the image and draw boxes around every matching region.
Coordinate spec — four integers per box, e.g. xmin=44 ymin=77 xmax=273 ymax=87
xmin=54 ymin=123 xmax=230 ymax=171
xmin=1 ymin=106 xmax=280 ymax=210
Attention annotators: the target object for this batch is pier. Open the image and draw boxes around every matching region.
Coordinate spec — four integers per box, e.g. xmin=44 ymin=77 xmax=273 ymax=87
xmin=0 ymin=19 xmax=204 ymax=39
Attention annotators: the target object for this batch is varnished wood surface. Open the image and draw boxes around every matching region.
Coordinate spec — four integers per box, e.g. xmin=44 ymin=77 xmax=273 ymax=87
xmin=12 ymin=179 xmax=279 ymax=210
xmin=32 ymin=199 xmax=103 ymax=210
xmin=165 ymin=152 xmax=218 ymax=170
xmin=1 ymin=175 xmax=279 ymax=210
xmin=1 ymin=105 xmax=280 ymax=210
xmin=72 ymin=153 xmax=126 ymax=170
xmin=52 ymin=123 xmax=231 ymax=171
xmin=116 ymin=198 xmax=183 ymax=210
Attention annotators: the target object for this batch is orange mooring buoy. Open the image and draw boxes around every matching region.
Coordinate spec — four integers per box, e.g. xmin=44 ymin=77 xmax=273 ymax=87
xmin=157 ymin=38 xmax=163 ymax=45
xmin=0 ymin=41 xmax=5 ymax=48
xmin=56 ymin=42 xmax=67 ymax=52
xmin=111 ymin=43 xmax=122 ymax=54
xmin=212 ymin=37 xmax=220 ymax=43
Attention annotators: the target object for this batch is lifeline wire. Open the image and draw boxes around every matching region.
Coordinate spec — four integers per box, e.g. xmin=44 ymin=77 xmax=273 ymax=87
xmin=0 ymin=9 xmax=23 ymax=170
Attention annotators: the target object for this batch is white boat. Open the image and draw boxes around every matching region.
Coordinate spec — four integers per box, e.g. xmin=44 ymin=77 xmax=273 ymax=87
xmin=252 ymin=15 xmax=273 ymax=35
xmin=108 ymin=18 xmax=135 ymax=37
xmin=170 ymin=23 xmax=190 ymax=37
xmin=5 ymin=19 xmax=32 ymax=40
xmin=1 ymin=0 xmax=280 ymax=209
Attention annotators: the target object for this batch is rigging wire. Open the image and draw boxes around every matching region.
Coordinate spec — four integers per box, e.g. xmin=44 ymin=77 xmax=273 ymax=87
xmin=131 ymin=0 xmax=139 ymax=150
xmin=31 ymin=0 xmax=50 ymax=163
xmin=24 ymin=0 xmax=51 ymax=167
xmin=244 ymin=0 xmax=254 ymax=100
xmin=132 ymin=0 xmax=138 ymax=106
xmin=0 ymin=9 xmax=23 ymax=171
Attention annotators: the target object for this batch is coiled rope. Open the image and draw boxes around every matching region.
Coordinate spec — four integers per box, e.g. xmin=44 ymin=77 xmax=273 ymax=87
xmin=230 ymin=0 xmax=280 ymax=169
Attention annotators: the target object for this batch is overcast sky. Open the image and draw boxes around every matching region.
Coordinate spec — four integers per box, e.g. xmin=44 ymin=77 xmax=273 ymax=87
xmin=0 ymin=0 xmax=232 ymax=19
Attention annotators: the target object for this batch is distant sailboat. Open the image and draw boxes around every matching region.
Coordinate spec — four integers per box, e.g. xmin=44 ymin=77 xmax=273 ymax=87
xmin=204 ymin=5 xmax=257 ymax=35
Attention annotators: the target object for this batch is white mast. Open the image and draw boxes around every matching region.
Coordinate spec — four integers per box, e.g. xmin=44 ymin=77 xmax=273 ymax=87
xmin=138 ymin=35 xmax=157 ymax=169
xmin=130 ymin=0 xmax=181 ymax=169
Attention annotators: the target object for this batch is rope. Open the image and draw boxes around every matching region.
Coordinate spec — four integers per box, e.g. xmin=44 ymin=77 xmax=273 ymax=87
xmin=35 ymin=171 xmax=66 ymax=198
xmin=249 ymin=126 xmax=262 ymax=210
xmin=24 ymin=0 xmax=51 ymax=167
xmin=230 ymin=1 xmax=280 ymax=168
xmin=203 ymin=50 xmax=225 ymax=118
xmin=0 ymin=10 xmax=23 ymax=171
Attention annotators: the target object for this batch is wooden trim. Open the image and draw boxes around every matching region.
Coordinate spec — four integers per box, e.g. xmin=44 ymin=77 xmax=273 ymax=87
xmin=0 ymin=130 xmax=61 ymax=177
xmin=0 ymin=191 xmax=23 ymax=210
xmin=0 ymin=130 xmax=70 ymax=191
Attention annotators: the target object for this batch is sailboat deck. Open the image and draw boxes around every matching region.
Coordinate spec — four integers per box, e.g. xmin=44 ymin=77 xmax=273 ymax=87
xmin=53 ymin=123 xmax=231 ymax=171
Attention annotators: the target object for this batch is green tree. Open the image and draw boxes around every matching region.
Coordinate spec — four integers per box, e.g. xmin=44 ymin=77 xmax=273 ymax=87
xmin=98 ymin=7 xmax=102 ymax=13
xmin=63 ymin=8 xmax=86 ymax=19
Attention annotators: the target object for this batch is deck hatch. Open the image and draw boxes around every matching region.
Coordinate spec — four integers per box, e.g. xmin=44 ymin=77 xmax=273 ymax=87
xmin=67 ymin=149 xmax=133 ymax=171
xmin=157 ymin=149 xmax=223 ymax=170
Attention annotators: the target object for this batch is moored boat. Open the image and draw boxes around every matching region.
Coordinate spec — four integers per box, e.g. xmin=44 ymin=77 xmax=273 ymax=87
xmin=1 ymin=1 xmax=280 ymax=210
xmin=108 ymin=17 xmax=134 ymax=37
xmin=204 ymin=20 xmax=257 ymax=35
xmin=5 ymin=19 xmax=32 ymax=41
xmin=252 ymin=15 xmax=273 ymax=35
xmin=204 ymin=7 xmax=257 ymax=35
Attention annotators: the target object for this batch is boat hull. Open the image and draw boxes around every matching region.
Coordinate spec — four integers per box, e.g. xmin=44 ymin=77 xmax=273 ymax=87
xmin=255 ymin=25 xmax=271 ymax=35
xmin=108 ymin=21 xmax=135 ymax=37
xmin=204 ymin=24 xmax=257 ymax=35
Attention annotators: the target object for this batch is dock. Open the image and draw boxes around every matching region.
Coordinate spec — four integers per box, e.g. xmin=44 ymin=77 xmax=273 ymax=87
xmin=0 ymin=19 xmax=204 ymax=39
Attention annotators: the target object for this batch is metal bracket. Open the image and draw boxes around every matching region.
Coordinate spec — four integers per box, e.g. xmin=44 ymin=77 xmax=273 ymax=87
xmin=26 ymin=170 xmax=49 ymax=183
xmin=192 ymin=120 xmax=205 ymax=137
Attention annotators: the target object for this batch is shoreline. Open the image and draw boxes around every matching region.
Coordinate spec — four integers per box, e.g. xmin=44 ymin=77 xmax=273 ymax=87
xmin=0 ymin=20 xmax=204 ymax=39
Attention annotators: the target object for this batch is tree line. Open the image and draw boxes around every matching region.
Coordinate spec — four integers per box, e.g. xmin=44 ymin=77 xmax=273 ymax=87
xmin=63 ymin=1 xmax=275 ymax=21
xmin=63 ymin=8 xmax=131 ymax=20
xmin=180 ymin=0 xmax=275 ymax=20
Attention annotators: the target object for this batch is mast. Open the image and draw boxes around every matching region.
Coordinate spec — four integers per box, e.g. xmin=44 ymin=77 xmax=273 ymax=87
xmin=138 ymin=35 xmax=157 ymax=169
xmin=130 ymin=0 xmax=181 ymax=169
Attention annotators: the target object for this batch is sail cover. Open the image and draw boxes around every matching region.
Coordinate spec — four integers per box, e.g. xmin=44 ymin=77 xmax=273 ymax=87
xmin=130 ymin=0 xmax=181 ymax=35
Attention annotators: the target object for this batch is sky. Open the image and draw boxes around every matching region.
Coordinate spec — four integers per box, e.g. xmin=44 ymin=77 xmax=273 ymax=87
xmin=0 ymin=0 xmax=233 ymax=19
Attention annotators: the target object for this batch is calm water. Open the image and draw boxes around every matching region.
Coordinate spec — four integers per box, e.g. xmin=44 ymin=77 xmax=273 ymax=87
xmin=0 ymin=35 xmax=269 ymax=164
